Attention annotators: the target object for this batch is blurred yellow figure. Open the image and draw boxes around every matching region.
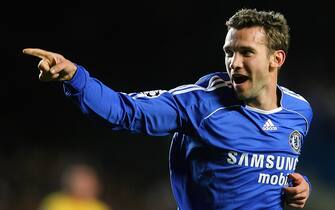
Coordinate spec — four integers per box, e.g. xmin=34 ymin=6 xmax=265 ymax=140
xmin=39 ymin=164 xmax=111 ymax=210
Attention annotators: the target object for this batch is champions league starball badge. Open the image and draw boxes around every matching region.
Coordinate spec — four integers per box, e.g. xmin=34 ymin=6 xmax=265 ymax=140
xmin=289 ymin=130 xmax=302 ymax=153
xmin=141 ymin=90 xmax=165 ymax=97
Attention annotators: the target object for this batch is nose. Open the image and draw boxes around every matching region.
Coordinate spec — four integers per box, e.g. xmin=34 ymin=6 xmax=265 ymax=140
xmin=228 ymin=53 xmax=242 ymax=71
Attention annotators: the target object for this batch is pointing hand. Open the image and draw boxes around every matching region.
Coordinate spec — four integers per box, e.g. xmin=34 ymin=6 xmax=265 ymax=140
xmin=23 ymin=48 xmax=77 ymax=81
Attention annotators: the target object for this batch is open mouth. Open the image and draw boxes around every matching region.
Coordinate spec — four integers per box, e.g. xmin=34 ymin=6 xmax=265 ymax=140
xmin=232 ymin=74 xmax=249 ymax=84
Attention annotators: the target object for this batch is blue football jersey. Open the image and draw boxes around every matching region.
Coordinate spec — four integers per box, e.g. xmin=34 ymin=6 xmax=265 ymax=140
xmin=63 ymin=65 xmax=313 ymax=210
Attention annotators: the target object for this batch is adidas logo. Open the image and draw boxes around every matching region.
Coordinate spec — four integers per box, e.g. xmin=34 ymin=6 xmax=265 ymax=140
xmin=262 ymin=119 xmax=277 ymax=131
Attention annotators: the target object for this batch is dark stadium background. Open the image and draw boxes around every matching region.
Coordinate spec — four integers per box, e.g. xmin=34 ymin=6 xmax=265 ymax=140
xmin=1 ymin=1 xmax=334 ymax=210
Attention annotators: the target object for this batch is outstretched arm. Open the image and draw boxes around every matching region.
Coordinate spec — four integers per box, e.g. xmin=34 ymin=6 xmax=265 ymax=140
xmin=284 ymin=173 xmax=310 ymax=208
xmin=23 ymin=48 xmax=186 ymax=135
xmin=23 ymin=48 xmax=77 ymax=81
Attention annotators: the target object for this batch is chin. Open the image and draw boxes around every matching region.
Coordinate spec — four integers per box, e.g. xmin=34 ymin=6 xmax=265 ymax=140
xmin=235 ymin=91 xmax=251 ymax=101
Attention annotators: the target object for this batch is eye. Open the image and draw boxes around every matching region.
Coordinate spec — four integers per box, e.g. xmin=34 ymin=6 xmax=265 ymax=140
xmin=240 ymin=49 xmax=254 ymax=57
xmin=224 ymin=48 xmax=234 ymax=57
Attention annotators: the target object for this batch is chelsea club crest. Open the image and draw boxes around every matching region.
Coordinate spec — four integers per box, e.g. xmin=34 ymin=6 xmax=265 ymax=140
xmin=289 ymin=130 xmax=302 ymax=153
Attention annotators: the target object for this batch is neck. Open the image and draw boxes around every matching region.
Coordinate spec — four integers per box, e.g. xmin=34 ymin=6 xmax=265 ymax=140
xmin=245 ymin=78 xmax=279 ymax=111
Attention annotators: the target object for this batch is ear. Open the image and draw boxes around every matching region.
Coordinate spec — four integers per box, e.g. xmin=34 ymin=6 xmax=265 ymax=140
xmin=270 ymin=50 xmax=286 ymax=69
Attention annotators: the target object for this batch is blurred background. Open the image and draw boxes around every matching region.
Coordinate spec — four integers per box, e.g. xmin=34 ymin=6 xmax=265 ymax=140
xmin=1 ymin=1 xmax=334 ymax=210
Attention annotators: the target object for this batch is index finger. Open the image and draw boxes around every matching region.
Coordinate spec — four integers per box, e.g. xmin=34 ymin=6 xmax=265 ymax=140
xmin=22 ymin=48 xmax=54 ymax=60
xmin=288 ymin=173 xmax=303 ymax=185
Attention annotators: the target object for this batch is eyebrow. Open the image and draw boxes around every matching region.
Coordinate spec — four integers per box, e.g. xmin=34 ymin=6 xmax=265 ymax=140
xmin=223 ymin=45 xmax=255 ymax=52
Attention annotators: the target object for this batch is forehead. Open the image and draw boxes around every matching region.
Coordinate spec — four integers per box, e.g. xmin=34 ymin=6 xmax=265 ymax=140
xmin=224 ymin=26 xmax=267 ymax=48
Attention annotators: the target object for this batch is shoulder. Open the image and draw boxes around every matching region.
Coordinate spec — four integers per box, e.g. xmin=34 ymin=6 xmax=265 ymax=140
xmin=169 ymin=72 xmax=238 ymax=105
xmin=194 ymin=72 xmax=231 ymax=88
xmin=279 ymin=86 xmax=313 ymax=130
xmin=169 ymin=72 xmax=232 ymax=96
xmin=93 ymin=201 xmax=111 ymax=210
xmin=128 ymin=72 xmax=232 ymax=101
xmin=39 ymin=192 xmax=69 ymax=209
xmin=41 ymin=192 xmax=67 ymax=202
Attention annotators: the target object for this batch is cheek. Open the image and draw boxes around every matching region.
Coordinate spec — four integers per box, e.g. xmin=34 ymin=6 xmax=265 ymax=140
xmin=248 ymin=60 xmax=269 ymax=78
xmin=225 ymin=62 xmax=232 ymax=75
xmin=225 ymin=59 xmax=230 ymax=69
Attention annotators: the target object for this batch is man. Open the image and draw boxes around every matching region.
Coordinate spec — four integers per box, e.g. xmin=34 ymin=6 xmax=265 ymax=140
xmin=39 ymin=163 xmax=111 ymax=210
xmin=23 ymin=8 xmax=312 ymax=210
